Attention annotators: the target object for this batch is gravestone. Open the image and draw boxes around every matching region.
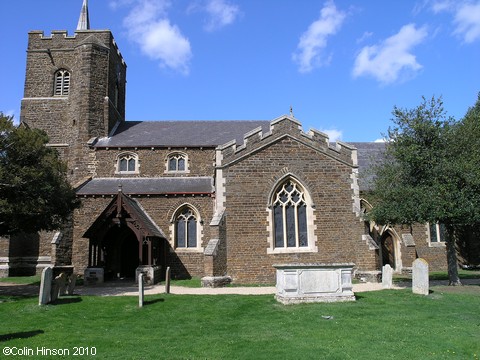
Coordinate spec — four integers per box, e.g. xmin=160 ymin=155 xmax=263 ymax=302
xmin=66 ymin=273 xmax=77 ymax=295
xmin=57 ymin=273 xmax=67 ymax=296
xmin=382 ymin=264 xmax=393 ymax=289
xmin=138 ymin=273 xmax=144 ymax=308
xmin=39 ymin=266 xmax=53 ymax=305
xmin=412 ymin=258 xmax=429 ymax=295
xmin=165 ymin=266 xmax=171 ymax=294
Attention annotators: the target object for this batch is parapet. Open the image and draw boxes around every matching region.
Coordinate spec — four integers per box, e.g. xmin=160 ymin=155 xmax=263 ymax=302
xmin=217 ymin=115 xmax=358 ymax=168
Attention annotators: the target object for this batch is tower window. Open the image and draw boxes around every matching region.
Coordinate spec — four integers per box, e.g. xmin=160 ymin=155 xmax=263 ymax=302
xmin=54 ymin=69 xmax=70 ymax=96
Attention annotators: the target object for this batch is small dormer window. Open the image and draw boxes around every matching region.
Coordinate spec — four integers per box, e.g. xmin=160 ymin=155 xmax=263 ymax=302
xmin=54 ymin=69 xmax=70 ymax=96
xmin=166 ymin=152 xmax=189 ymax=173
xmin=116 ymin=152 xmax=139 ymax=174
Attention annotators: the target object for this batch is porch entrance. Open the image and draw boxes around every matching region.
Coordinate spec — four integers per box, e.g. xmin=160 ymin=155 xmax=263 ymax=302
xmin=103 ymin=225 xmax=139 ymax=279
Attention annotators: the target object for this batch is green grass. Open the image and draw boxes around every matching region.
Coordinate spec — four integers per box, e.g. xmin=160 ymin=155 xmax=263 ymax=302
xmin=1 ymin=287 xmax=479 ymax=359
xmin=0 ymin=275 xmax=41 ymax=285
xmin=394 ymin=269 xmax=480 ymax=282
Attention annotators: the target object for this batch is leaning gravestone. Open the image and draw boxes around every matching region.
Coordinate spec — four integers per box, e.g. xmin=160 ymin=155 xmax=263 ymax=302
xmin=412 ymin=258 xmax=429 ymax=295
xmin=66 ymin=273 xmax=77 ymax=295
xmin=39 ymin=266 xmax=53 ymax=305
xmin=382 ymin=264 xmax=393 ymax=289
xmin=57 ymin=272 xmax=67 ymax=296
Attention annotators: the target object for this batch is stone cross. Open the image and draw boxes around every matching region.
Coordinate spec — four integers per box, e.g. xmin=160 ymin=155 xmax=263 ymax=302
xmin=382 ymin=264 xmax=393 ymax=289
xmin=138 ymin=273 xmax=144 ymax=308
xmin=39 ymin=267 xmax=53 ymax=305
xmin=412 ymin=258 xmax=429 ymax=295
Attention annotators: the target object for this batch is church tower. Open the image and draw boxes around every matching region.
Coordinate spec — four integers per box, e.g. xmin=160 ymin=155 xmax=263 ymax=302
xmin=20 ymin=0 xmax=127 ymax=184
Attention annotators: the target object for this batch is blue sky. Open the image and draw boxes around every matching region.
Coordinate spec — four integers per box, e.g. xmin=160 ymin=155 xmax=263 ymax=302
xmin=0 ymin=0 xmax=479 ymax=142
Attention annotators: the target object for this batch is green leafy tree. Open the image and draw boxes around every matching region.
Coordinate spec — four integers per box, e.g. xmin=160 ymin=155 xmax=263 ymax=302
xmin=0 ymin=112 xmax=79 ymax=235
xmin=368 ymin=96 xmax=480 ymax=285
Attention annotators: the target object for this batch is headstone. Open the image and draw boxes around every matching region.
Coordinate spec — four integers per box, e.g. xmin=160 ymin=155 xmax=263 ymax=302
xmin=50 ymin=274 xmax=63 ymax=302
xmin=412 ymin=258 xmax=429 ymax=295
xmin=39 ymin=266 xmax=53 ymax=305
xmin=165 ymin=266 xmax=171 ymax=294
xmin=57 ymin=272 xmax=67 ymax=296
xmin=382 ymin=264 xmax=393 ymax=289
xmin=138 ymin=273 xmax=144 ymax=308
xmin=66 ymin=273 xmax=77 ymax=295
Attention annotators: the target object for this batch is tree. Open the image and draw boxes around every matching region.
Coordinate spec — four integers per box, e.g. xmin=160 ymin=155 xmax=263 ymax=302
xmin=0 ymin=112 xmax=79 ymax=235
xmin=367 ymin=95 xmax=480 ymax=285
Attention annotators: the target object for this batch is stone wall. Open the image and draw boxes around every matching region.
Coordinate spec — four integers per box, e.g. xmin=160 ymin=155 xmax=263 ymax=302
xmin=93 ymin=147 xmax=215 ymax=178
xmin=219 ymin=117 xmax=376 ymax=284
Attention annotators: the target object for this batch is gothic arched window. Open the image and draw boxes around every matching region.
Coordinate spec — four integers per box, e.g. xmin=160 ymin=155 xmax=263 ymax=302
xmin=54 ymin=69 xmax=70 ymax=96
xmin=116 ymin=152 xmax=138 ymax=174
xmin=273 ymin=179 xmax=309 ymax=249
xmin=175 ymin=207 xmax=198 ymax=248
xmin=166 ymin=152 xmax=188 ymax=173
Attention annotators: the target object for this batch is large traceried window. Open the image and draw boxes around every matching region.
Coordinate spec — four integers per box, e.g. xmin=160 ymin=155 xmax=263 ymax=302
xmin=116 ymin=152 xmax=138 ymax=174
xmin=273 ymin=179 xmax=309 ymax=249
xmin=54 ymin=69 xmax=70 ymax=96
xmin=175 ymin=207 xmax=198 ymax=248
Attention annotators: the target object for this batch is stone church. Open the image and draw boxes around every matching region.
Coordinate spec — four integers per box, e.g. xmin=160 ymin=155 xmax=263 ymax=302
xmin=0 ymin=1 xmax=450 ymax=284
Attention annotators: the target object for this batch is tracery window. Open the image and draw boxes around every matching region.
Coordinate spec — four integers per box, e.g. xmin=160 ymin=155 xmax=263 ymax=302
xmin=54 ymin=69 xmax=70 ymax=96
xmin=166 ymin=153 xmax=188 ymax=172
xmin=116 ymin=152 xmax=138 ymax=174
xmin=175 ymin=207 xmax=198 ymax=248
xmin=273 ymin=179 xmax=308 ymax=249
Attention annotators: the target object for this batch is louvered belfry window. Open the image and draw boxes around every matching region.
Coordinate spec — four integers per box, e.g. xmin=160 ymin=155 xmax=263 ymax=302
xmin=54 ymin=69 xmax=70 ymax=96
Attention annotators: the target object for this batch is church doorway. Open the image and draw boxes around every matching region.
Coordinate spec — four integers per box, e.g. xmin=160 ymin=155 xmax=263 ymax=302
xmin=102 ymin=225 xmax=139 ymax=280
xmin=381 ymin=233 xmax=396 ymax=270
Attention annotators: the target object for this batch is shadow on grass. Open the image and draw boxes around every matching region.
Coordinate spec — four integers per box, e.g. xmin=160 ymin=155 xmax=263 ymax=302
xmin=0 ymin=330 xmax=44 ymax=342
xmin=51 ymin=296 xmax=82 ymax=305
xmin=143 ymin=298 xmax=165 ymax=306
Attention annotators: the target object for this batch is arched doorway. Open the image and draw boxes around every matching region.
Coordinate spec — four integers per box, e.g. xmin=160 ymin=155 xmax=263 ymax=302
xmin=102 ymin=225 xmax=139 ymax=280
xmin=381 ymin=233 xmax=396 ymax=269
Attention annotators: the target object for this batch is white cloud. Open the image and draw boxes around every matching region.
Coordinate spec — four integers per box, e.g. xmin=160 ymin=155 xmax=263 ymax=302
xmin=430 ymin=0 xmax=480 ymax=43
xmin=321 ymin=128 xmax=343 ymax=142
xmin=5 ymin=110 xmax=19 ymax=126
xmin=352 ymin=24 xmax=428 ymax=84
xmin=453 ymin=2 xmax=480 ymax=43
xmin=202 ymin=0 xmax=241 ymax=32
xmin=122 ymin=0 xmax=192 ymax=74
xmin=292 ymin=0 xmax=346 ymax=73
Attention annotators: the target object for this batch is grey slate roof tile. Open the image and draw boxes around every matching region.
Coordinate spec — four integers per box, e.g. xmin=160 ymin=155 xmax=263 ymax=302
xmin=76 ymin=177 xmax=214 ymax=196
xmin=95 ymin=120 xmax=271 ymax=148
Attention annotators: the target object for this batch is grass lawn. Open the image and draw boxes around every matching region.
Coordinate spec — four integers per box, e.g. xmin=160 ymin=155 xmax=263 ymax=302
xmin=1 ymin=286 xmax=479 ymax=359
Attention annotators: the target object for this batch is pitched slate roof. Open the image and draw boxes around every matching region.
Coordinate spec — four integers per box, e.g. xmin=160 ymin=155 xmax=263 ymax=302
xmin=95 ymin=120 xmax=271 ymax=148
xmin=349 ymin=142 xmax=386 ymax=191
xmin=76 ymin=177 xmax=214 ymax=196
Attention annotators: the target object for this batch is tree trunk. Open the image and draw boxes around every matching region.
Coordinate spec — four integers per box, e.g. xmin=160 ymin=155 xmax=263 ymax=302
xmin=446 ymin=226 xmax=462 ymax=286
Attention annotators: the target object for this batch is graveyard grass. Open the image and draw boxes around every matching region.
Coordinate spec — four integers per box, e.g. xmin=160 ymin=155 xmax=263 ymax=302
xmin=1 ymin=287 xmax=479 ymax=359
